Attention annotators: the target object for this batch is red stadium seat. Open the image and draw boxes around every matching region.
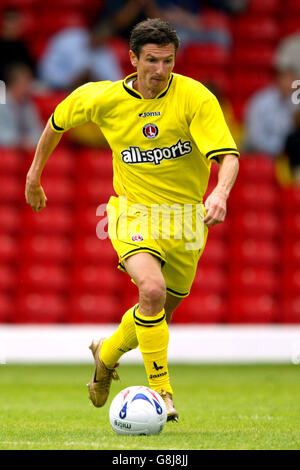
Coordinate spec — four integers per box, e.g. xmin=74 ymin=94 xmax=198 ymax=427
xmin=73 ymin=236 xmax=116 ymax=265
xmin=0 ymin=148 xmax=24 ymax=173
xmin=175 ymin=293 xmax=226 ymax=323
xmin=0 ymin=178 xmax=24 ymax=203
xmin=202 ymin=9 xmax=231 ymax=31
xmin=38 ymin=11 xmax=87 ymax=35
xmin=185 ymin=44 xmax=230 ymax=68
xmin=230 ymin=267 xmax=280 ymax=295
xmin=0 ymin=265 xmax=17 ymax=291
xmin=234 ymin=16 xmax=279 ymax=43
xmin=79 ymin=148 xmax=113 ymax=178
xmin=200 ymin=238 xmax=229 ymax=265
xmin=281 ymin=295 xmax=300 ymax=323
xmin=72 ymin=264 xmax=119 ymax=293
xmin=283 ymin=213 xmax=300 ymax=238
xmin=69 ymin=293 xmax=119 ymax=323
xmin=42 ymin=176 xmax=75 ymax=204
xmin=0 ymin=292 xmax=14 ymax=322
xmin=23 ymin=206 xmax=74 ymax=235
xmin=282 ymin=268 xmax=300 ymax=294
xmin=16 ymin=292 xmax=67 ymax=323
xmin=230 ymin=182 xmax=280 ymax=210
xmin=234 ymin=45 xmax=275 ymax=69
xmin=19 ymin=263 xmax=70 ymax=291
xmin=0 ymin=205 xmax=22 ymax=233
xmin=231 ymin=71 xmax=273 ymax=98
xmin=41 ymin=147 xmax=75 ymax=176
xmin=247 ymin=0 xmax=281 ymax=13
xmin=231 ymin=211 xmax=281 ymax=239
xmin=77 ymin=179 xmax=114 ymax=204
xmin=283 ymin=240 xmax=300 ymax=267
xmin=33 ymin=92 xmax=68 ymax=123
xmin=281 ymin=187 xmax=300 ymax=211
xmin=285 ymin=0 xmax=300 ymax=13
xmin=0 ymin=234 xmax=20 ymax=262
xmin=280 ymin=16 xmax=300 ymax=37
xmin=231 ymin=239 xmax=281 ymax=267
xmin=75 ymin=205 xmax=105 ymax=234
xmin=21 ymin=235 xmax=72 ymax=263
xmin=228 ymin=294 xmax=279 ymax=323
xmin=237 ymin=155 xmax=276 ymax=182
xmin=192 ymin=266 xmax=228 ymax=294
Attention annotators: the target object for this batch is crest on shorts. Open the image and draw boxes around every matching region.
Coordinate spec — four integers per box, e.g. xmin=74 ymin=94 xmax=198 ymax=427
xmin=131 ymin=233 xmax=144 ymax=242
xmin=143 ymin=123 xmax=159 ymax=139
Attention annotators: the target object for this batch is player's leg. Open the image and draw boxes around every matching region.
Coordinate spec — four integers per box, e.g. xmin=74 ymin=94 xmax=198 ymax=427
xmin=164 ymin=292 xmax=183 ymax=324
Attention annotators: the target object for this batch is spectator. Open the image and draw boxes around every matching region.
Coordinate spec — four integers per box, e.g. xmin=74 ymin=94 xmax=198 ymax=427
xmin=242 ymin=68 xmax=299 ymax=157
xmin=38 ymin=22 xmax=122 ymax=90
xmin=284 ymin=108 xmax=300 ymax=184
xmin=275 ymin=31 xmax=300 ymax=77
xmin=0 ymin=63 xmax=42 ymax=150
xmin=102 ymin=0 xmax=231 ymax=48
xmin=0 ymin=8 xmax=35 ymax=81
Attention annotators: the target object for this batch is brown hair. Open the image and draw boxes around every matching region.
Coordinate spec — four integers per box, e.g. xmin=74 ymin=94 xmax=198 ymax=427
xmin=130 ymin=18 xmax=179 ymax=58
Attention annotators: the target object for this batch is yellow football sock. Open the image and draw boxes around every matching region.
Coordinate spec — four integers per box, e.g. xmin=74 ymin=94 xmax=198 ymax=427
xmin=100 ymin=305 xmax=138 ymax=368
xmin=134 ymin=306 xmax=173 ymax=395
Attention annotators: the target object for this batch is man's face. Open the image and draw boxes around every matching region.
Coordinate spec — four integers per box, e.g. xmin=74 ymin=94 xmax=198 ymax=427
xmin=130 ymin=43 xmax=175 ymax=95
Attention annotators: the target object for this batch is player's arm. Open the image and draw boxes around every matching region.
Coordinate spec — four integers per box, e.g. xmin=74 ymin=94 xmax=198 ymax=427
xmin=25 ymin=120 xmax=63 ymax=212
xmin=203 ymin=154 xmax=239 ymax=226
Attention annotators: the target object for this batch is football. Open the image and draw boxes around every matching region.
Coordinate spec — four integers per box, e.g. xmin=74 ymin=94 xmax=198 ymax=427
xmin=109 ymin=386 xmax=167 ymax=435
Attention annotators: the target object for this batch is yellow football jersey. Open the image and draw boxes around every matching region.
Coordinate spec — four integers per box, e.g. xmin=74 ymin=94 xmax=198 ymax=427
xmin=50 ymin=72 xmax=239 ymax=205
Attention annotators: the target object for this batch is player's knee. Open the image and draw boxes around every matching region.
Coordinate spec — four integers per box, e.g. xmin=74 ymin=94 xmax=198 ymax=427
xmin=139 ymin=277 xmax=166 ymax=306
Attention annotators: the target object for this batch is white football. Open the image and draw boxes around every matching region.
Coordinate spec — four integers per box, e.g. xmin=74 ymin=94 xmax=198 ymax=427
xmin=109 ymin=386 xmax=167 ymax=435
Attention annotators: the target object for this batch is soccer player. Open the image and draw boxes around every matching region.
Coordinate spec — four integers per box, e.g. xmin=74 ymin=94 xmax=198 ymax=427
xmin=25 ymin=18 xmax=239 ymax=422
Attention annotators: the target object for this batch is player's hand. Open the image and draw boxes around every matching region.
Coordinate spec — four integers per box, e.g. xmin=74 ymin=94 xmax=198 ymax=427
xmin=25 ymin=176 xmax=47 ymax=212
xmin=203 ymin=190 xmax=227 ymax=226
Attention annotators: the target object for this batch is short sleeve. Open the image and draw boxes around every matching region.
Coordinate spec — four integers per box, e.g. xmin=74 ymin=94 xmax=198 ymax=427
xmin=50 ymin=81 xmax=110 ymax=133
xmin=189 ymin=92 xmax=239 ymax=162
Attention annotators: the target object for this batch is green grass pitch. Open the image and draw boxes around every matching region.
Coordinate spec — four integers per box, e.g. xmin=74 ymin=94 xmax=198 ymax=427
xmin=0 ymin=363 xmax=299 ymax=450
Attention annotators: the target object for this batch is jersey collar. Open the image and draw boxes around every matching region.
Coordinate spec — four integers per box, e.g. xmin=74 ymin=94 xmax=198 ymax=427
xmin=122 ymin=73 xmax=173 ymax=100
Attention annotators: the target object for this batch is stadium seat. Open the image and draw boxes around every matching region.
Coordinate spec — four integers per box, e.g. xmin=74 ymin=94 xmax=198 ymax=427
xmin=79 ymin=148 xmax=113 ymax=178
xmin=231 ymin=211 xmax=281 ymax=238
xmin=0 ymin=178 xmax=24 ymax=203
xmin=192 ymin=266 xmax=228 ymax=294
xmin=233 ymin=16 xmax=279 ymax=43
xmin=282 ymin=268 xmax=300 ymax=294
xmin=33 ymin=92 xmax=68 ymax=123
xmin=230 ymin=267 xmax=280 ymax=295
xmin=21 ymin=235 xmax=72 ymax=262
xmin=185 ymin=44 xmax=230 ymax=68
xmin=237 ymin=155 xmax=275 ymax=182
xmin=281 ymin=187 xmax=300 ymax=211
xmin=0 ymin=148 xmax=23 ymax=173
xmin=69 ymin=293 xmax=119 ymax=323
xmin=0 ymin=265 xmax=17 ymax=291
xmin=247 ymin=0 xmax=281 ymax=13
xmin=16 ymin=292 xmax=68 ymax=323
xmin=77 ymin=179 xmax=114 ymax=204
xmin=0 ymin=205 xmax=22 ymax=233
xmin=19 ymin=263 xmax=70 ymax=291
xmin=283 ymin=213 xmax=300 ymax=238
xmin=230 ymin=71 xmax=273 ymax=98
xmin=231 ymin=239 xmax=281 ymax=267
xmin=75 ymin=205 xmax=106 ymax=234
xmin=234 ymin=45 xmax=275 ymax=69
xmin=281 ymin=295 xmax=300 ymax=323
xmin=175 ymin=293 xmax=226 ymax=323
xmin=42 ymin=176 xmax=75 ymax=204
xmin=283 ymin=240 xmax=300 ymax=267
xmin=200 ymin=238 xmax=229 ymax=265
xmin=285 ymin=0 xmax=300 ymax=13
xmin=280 ymin=15 xmax=300 ymax=37
xmin=73 ymin=236 xmax=116 ymax=265
xmin=41 ymin=147 xmax=75 ymax=176
xmin=228 ymin=294 xmax=279 ymax=323
xmin=38 ymin=11 xmax=87 ymax=36
xmin=23 ymin=206 xmax=74 ymax=235
xmin=0 ymin=292 xmax=14 ymax=322
xmin=71 ymin=264 xmax=119 ymax=293
xmin=230 ymin=182 xmax=280 ymax=210
xmin=0 ymin=234 xmax=20 ymax=262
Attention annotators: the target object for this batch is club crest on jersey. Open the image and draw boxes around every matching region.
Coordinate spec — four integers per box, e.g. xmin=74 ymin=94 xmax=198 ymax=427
xmin=143 ymin=123 xmax=159 ymax=139
xmin=132 ymin=233 xmax=144 ymax=242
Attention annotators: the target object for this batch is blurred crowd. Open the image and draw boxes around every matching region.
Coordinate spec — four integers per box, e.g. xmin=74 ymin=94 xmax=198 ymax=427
xmin=0 ymin=0 xmax=300 ymax=184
